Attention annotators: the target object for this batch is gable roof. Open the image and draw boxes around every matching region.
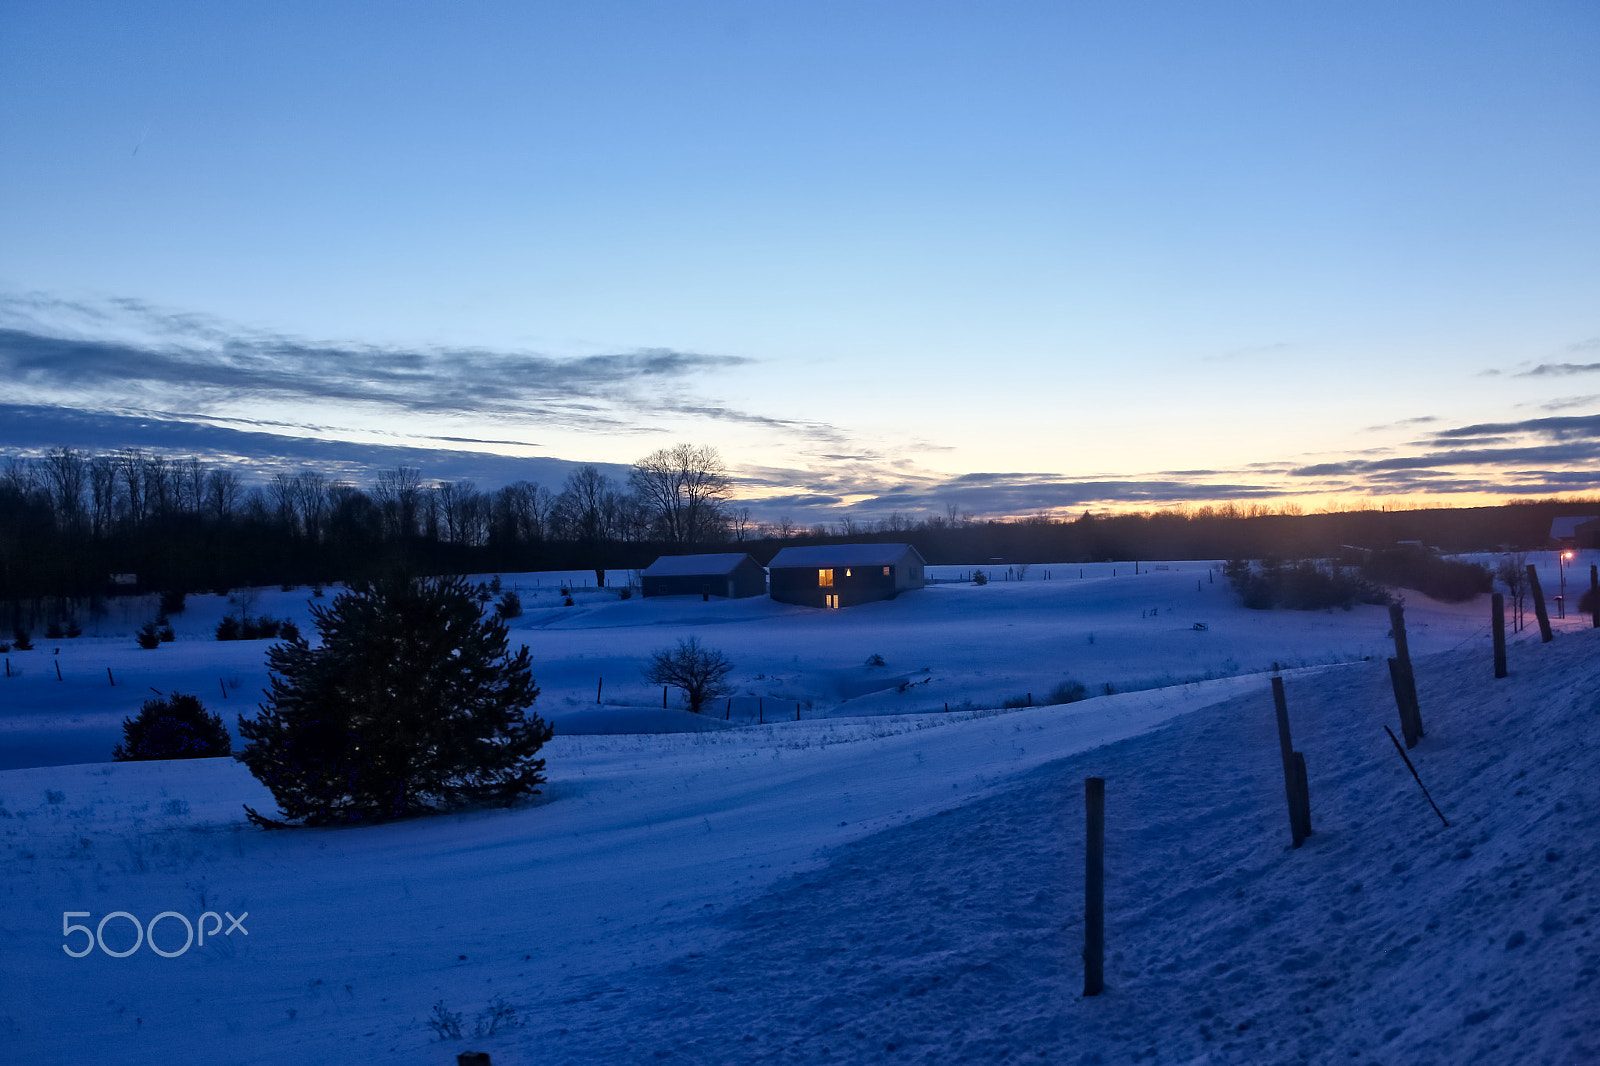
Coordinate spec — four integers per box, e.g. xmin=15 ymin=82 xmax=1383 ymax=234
xmin=766 ymin=543 xmax=925 ymax=569
xmin=641 ymin=552 xmax=758 ymax=578
xmin=1550 ymin=516 xmax=1600 ymax=539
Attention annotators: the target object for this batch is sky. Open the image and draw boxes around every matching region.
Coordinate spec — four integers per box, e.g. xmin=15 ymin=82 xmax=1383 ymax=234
xmin=2 ymin=1 xmax=1598 ymax=521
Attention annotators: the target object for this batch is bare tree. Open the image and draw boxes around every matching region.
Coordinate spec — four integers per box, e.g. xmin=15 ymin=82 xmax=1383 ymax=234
xmin=629 ymin=443 xmax=731 ymax=546
xmin=1498 ymin=552 xmax=1529 ymax=632
xmin=643 ymin=636 xmax=734 ymax=713
xmin=373 ymin=466 xmax=423 ymax=538
xmin=555 ymin=465 xmax=621 ymax=544
xmin=204 ymin=468 xmax=242 ymax=521
xmin=41 ymin=447 xmax=87 ymax=535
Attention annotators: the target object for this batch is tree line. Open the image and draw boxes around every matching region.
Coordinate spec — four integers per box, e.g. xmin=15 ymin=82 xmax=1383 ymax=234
xmin=0 ymin=437 xmax=1588 ymax=631
xmin=0 ymin=442 xmax=735 ymax=625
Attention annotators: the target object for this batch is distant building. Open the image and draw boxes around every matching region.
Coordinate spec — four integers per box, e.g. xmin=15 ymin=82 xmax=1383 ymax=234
xmin=1550 ymin=516 xmax=1600 ymax=549
xmin=767 ymin=543 xmax=926 ymax=609
xmin=640 ymin=553 xmax=767 ymax=599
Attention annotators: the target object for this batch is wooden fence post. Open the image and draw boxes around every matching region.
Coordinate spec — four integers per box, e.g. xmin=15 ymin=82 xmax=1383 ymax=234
xmin=1591 ymin=565 xmax=1598 ymax=629
xmin=1387 ymin=658 xmax=1419 ymax=748
xmin=1270 ymin=677 xmax=1311 ymax=846
xmin=1528 ymin=564 xmax=1553 ymax=642
xmin=596 ymin=677 xmax=603 ymax=703
xmin=55 ymin=660 xmax=63 ymax=681
xmin=1388 ymin=604 xmax=1424 ymax=739
xmin=1084 ymin=776 xmax=1105 ymax=997
xmin=1492 ymin=593 xmax=1507 ymax=679
xmin=107 ymin=667 xmax=115 ymax=686
xmin=662 ymin=686 xmax=667 ymax=708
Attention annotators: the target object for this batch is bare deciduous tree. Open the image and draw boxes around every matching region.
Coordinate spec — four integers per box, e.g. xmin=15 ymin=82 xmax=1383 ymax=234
xmin=643 ymin=636 xmax=733 ymax=714
xmin=629 ymin=443 xmax=731 ymax=546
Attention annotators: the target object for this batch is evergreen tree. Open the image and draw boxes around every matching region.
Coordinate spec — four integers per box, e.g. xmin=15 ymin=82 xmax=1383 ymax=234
xmin=235 ymin=573 xmax=551 ymax=826
xmin=113 ymin=693 xmax=232 ymax=760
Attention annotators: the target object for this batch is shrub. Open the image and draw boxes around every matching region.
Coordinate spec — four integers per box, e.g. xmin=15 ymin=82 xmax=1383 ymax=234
xmin=496 ymin=590 xmax=523 ymax=620
xmin=563 ymin=596 xmax=575 ymax=607
xmin=972 ymin=570 xmax=988 ymax=586
xmin=11 ymin=627 xmax=32 ymax=651
xmin=215 ymin=615 xmax=241 ymax=641
xmin=644 ymin=636 xmax=734 ymax=714
xmin=1229 ymin=560 xmax=1388 ymax=611
xmin=159 ymin=589 xmax=187 ymax=615
xmin=137 ymin=621 xmax=162 ymax=649
xmin=865 ymin=653 xmax=886 ymax=667
xmin=489 ymin=575 xmax=503 ymax=594
xmin=113 ymin=693 xmax=231 ymax=760
xmin=65 ymin=618 xmax=82 ymax=638
xmin=235 ymin=573 xmax=551 ymax=827
xmin=1362 ymin=548 xmax=1491 ymax=603
xmin=279 ymin=620 xmax=300 ymax=642
xmin=1047 ymin=680 xmax=1088 ymax=704
xmin=618 ymin=588 xmax=632 ymax=600
xmin=160 ymin=625 xmax=175 ymax=642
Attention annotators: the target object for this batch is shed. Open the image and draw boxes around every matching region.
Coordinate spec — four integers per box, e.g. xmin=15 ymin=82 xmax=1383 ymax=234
xmin=641 ymin=553 xmax=767 ymax=599
xmin=1550 ymin=516 xmax=1600 ymax=548
xmin=767 ymin=543 xmax=926 ymax=608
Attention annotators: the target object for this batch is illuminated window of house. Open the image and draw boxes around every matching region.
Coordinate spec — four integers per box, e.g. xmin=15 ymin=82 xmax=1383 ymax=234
xmin=818 ymin=568 xmax=833 ymax=587
xmin=826 ymin=594 xmax=839 ymax=609
xmin=845 ymin=568 xmax=852 ymax=577
xmin=882 ymin=566 xmax=890 ymax=576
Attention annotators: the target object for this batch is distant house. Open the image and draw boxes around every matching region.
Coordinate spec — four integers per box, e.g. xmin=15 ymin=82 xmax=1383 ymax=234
xmin=1550 ymin=516 xmax=1600 ymax=549
xmin=767 ymin=543 xmax=926 ymax=609
xmin=640 ymin=553 xmax=767 ymax=599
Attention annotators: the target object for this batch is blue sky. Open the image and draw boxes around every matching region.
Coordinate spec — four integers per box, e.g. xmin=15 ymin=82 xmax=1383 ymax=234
xmin=2 ymin=1 xmax=1598 ymax=519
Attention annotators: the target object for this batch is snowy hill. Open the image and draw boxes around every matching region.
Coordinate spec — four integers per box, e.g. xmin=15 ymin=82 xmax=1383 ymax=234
xmin=2 ymin=609 xmax=1596 ymax=1063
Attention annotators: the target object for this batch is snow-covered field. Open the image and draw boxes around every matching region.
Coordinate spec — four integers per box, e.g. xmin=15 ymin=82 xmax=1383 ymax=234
xmin=1 ymin=554 xmax=1595 ymax=1063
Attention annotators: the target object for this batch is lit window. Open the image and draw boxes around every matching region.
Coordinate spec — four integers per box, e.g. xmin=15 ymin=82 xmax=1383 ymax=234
xmin=826 ymin=594 xmax=839 ymax=609
xmin=845 ymin=568 xmax=852 ymax=577
xmin=818 ymin=569 xmax=833 ymax=587
xmin=883 ymin=566 xmax=891 ymax=576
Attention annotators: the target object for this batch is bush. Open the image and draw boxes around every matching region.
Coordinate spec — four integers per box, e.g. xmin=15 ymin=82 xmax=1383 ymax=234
xmin=972 ymin=570 xmax=988 ymax=586
xmin=215 ymin=615 xmax=241 ymax=641
xmin=65 ymin=618 xmax=82 ymax=638
xmin=563 ymin=596 xmax=575 ymax=607
xmin=496 ymin=590 xmax=523 ymax=620
xmin=159 ymin=589 xmax=187 ymax=615
xmin=279 ymin=620 xmax=300 ymax=642
xmin=1362 ymin=548 xmax=1491 ymax=603
xmin=113 ymin=693 xmax=231 ymax=760
xmin=234 ymin=573 xmax=551 ymax=827
xmin=618 ymin=588 xmax=633 ymax=600
xmin=865 ymin=653 xmax=886 ymax=667
xmin=11 ymin=627 xmax=32 ymax=651
xmin=1229 ymin=560 xmax=1388 ymax=611
xmin=1047 ymin=680 xmax=1088 ymax=704
xmin=644 ymin=636 xmax=734 ymax=714
xmin=136 ymin=621 xmax=162 ymax=649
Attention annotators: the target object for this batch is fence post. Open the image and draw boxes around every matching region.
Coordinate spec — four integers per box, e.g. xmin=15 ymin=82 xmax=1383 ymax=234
xmin=1528 ymin=564 xmax=1553 ymax=642
xmin=1591 ymin=565 xmax=1598 ymax=629
xmin=107 ymin=667 xmax=115 ymax=686
xmin=663 ymin=686 xmax=667 ymax=708
xmin=1270 ymin=677 xmax=1310 ymax=847
xmin=1084 ymin=776 xmax=1105 ymax=997
xmin=1388 ymin=604 xmax=1424 ymax=739
xmin=1492 ymin=593 xmax=1507 ymax=679
xmin=596 ymin=677 xmax=603 ymax=703
xmin=55 ymin=660 xmax=63 ymax=681
xmin=1387 ymin=658 xmax=1419 ymax=748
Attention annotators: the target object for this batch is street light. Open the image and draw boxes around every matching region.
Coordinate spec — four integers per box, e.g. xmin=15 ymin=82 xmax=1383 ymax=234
xmin=1560 ymin=550 xmax=1574 ymax=617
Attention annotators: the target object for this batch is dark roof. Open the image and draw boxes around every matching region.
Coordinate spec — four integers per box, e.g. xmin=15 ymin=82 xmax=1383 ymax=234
xmin=641 ymin=553 xmax=758 ymax=578
xmin=1550 ymin=516 xmax=1600 ymax=539
xmin=766 ymin=543 xmax=925 ymax=569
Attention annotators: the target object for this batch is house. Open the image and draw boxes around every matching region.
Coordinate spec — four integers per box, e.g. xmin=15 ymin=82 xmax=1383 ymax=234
xmin=1550 ymin=516 xmax=1600 ymax=550
xmin=767 ymin=543 xmax=926 ymax=608
xmin=640 ymin=553 xmax=767 ymax=599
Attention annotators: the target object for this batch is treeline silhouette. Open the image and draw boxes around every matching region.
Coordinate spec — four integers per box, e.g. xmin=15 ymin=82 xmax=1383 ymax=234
xmin=0 ymin=446 xmax=1587 ymax=631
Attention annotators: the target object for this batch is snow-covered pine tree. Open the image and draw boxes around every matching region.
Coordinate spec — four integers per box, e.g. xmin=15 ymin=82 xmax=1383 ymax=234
xmin=235 ymin=573 xmax=551 ymax=826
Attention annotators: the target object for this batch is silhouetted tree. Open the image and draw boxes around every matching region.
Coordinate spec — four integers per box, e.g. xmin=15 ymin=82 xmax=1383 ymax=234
xmin=643 ymin=636 xmax=733 ymax=713
xmin=113 ymin=693 xmax=231 ymax=760
xmin=235 ymin=573 xmax=551 ymax=826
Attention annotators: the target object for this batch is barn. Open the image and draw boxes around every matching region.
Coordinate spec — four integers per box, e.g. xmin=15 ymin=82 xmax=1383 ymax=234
xmin=640 ymin=553 xmax=767 ymax=599
xmin=767 ymin=543 xmax=926 ymax=608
